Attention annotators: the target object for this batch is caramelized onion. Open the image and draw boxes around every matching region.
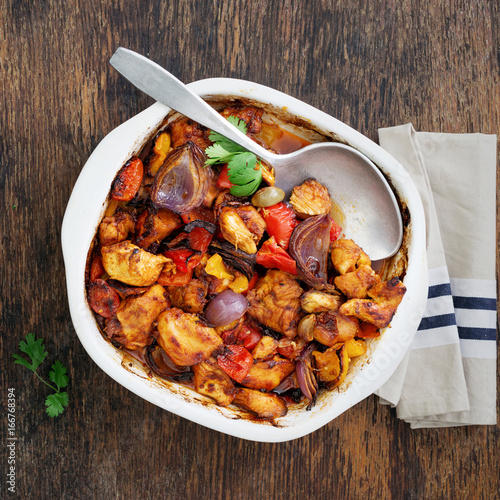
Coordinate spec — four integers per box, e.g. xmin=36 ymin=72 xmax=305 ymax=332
xmin=145 ymin=344 xmax=193 ymax=381
xmin=150 ymin=142 xmax=212 ymax=214
xmin=288 ymin=214 xmax=331 ymax=288
xmin=209 ymin=239 xmax=256 ymax=279
xmin=204 ymin=289 xmax=249 ymax=327
xmin=296 ymin=343 xmax=318 ymax=406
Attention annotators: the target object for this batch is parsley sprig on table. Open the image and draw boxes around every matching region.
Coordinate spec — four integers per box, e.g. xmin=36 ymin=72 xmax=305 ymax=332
xmin=204 ymin=115 xmax=262 ymax=196
xmin=13 ymin=333 xmax=69 ymax=417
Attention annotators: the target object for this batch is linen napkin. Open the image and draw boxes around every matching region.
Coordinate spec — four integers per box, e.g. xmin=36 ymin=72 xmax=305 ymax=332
xmin=375 ymin=124 xmax=497 ymax=427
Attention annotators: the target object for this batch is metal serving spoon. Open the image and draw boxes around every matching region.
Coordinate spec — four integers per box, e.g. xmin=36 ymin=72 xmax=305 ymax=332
xmin=110 ymin=47 xmax=403 ymax=260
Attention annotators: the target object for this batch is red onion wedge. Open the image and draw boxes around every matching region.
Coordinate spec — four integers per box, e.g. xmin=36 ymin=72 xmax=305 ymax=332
xmin=204 ymin=289 xmax=249 ymax=327
xmin=150 ymin=142 xmax=212 ymax=214
xmin=288 ymin=214 xmax=331 ymax=289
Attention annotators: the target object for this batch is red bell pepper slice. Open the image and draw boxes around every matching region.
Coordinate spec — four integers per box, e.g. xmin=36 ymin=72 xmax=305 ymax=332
xmin=256 ymin=237 xmax=297 ymax=275
xmin=163 ymin=248 xmax=201 ymax=273
xmin=260 ymin=202 xmax=298 ymax=249
xmin=217 ymin=345 xmax=254 ymax=383
xmin=188 ymin=226 xmax=213 ymax=253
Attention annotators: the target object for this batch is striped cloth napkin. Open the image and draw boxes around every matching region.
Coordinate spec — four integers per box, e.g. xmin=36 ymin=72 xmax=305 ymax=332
xmin=375 ymin=124 xmax=497 ymax=427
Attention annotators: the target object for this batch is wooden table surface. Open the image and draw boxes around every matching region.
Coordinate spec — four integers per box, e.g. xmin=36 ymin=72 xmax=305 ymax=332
xmin=1 ymin=1 xmax=498 ymax=498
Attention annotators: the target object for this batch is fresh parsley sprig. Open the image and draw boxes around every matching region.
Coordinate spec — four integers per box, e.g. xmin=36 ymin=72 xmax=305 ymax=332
xmin=204 ymin=115 xmax=262 ymax=197
xmin=13 ymin=333 xmax=69 ymax=417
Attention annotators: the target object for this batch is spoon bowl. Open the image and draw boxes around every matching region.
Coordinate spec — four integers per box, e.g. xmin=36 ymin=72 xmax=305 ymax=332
xmin=110 ymin=47 xmax=403 ymax=260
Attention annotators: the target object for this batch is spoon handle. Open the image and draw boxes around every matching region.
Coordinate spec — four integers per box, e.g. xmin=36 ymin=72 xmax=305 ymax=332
xmin=110 ymin=48 xmax=276 ymax=163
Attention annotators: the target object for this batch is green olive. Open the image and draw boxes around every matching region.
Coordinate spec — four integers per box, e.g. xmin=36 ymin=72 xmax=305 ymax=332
xmin=251 ymin=186 xmax=285 ymax=207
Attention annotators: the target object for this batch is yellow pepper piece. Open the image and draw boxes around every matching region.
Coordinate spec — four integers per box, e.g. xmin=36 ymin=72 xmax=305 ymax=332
xmin=345 ymin=338 xmax=367 ymax=358
xmin=148 ymin=132 xmax=171 ymax=175
xmin=229 ymin=275 xmax=249 ymax=294
xmin=205 ymin=254 xmax=234 ymax=280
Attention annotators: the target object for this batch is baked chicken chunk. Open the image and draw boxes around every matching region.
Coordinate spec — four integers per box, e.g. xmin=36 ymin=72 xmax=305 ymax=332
xmin=331 ymin=238 xmax=371 ymax=275
xmin=101 ymin=240 xmax=169 ymax=286
xmin=106 ymin=284 xmax=168 ymax=350
xmin=134 ymin=208 xmax=181 ymax=251
xmin=334 ymin=264 xmax=381 ymax=299
xmin=167 ymin=278 xmax=208 ymax=314
xmin=246 ymin=269 xmax=303 ymax=338
xmin=157 ymin=308 xmax=223 ymax=366
xmin=289 ymin=179 xmax=332 ymax=219
xmin=339 ymin=277 xmax=407 ymax=328
xmin=98 ymin=211 xmax=135 ymax=247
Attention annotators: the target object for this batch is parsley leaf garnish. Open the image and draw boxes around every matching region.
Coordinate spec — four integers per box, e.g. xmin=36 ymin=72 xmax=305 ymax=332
xmin=13 ymin=333 xmax=69 ymax=417
xmin=204 ymin=115 xmax=262 ymax=196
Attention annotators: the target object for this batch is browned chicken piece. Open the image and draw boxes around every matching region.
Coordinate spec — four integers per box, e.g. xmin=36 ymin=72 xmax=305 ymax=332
xmin=331 ymin=238 xmax=371 ymax=275
xmin=192 ymin=357 xmax=236 ymax=406
xmin=220 ymin=106 xmax=264 ymax=134
xmin=339 ymin=278 xmax=406 ymax=328
xmin=241 ymin=355 xmax=295 ymax=390
xmin=101 ymin=240 xmax=169 ymax=286
xmin=167 ymin=278 xmax=208 ymax=314
xmin=246 ymin=269 xmax=303 ymax=338
xmin=233 ymin=388 xmax=287 ymax=419
xmin=251 ymin=336 xmax=279 ymax=360
xmin=219 ymin=206 xmax=258 ymax=254
xmin=312 ymin=311 xmax=360 ymax=347
xmin=157 ymin=308 xmax=223 ymax=366
xmin=169 ymin=117 xmax=212 ymax=150
xmin=313 ymin=343 xmax=349 ymax=388
xmin=300 ymin=290 xmax=344 ymax=313
xmin=106 ymin=284 xmax=168 ymax=350
xmin=289 ymin=179 xmax=332 ymax=219
xmin=135 ymin=208 xmax=181 ymax=250
xmin=234 ymin=205 xmax=267 ymax=244
xmin=98 ymin=211 xmax=135 ymax=247
xmin=334 ymin=264 xmax=381 ymax=299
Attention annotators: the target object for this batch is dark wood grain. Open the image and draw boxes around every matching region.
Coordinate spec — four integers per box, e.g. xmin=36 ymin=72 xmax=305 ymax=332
xmin=1 ymin=1 xmax=498 ymax=498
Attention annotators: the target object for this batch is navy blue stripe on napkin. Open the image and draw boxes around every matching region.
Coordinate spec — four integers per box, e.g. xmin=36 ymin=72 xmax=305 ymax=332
xmin=428 ymin=283 xmax=452 ymax=299
xmin=457 ymin=327 xmax=496 ymax=341
xmin=453 ymin=296 xmax=496 ymax=311
xmin=419 ymin=313 xmax=456 ymax=331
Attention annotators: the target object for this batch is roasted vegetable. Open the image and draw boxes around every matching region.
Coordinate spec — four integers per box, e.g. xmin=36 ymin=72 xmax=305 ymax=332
xmin=111 ymin=158 xmax=144 ymax=202
xmin=151 ymin=142 xmax=212 ymax=214
xmin=288 ymin=215 xmax=331 ymax=289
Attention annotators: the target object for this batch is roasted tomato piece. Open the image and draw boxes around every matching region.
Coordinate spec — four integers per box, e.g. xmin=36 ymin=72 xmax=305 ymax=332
xmin=237 ymin=324 xmax=262 ymax=351
xmin=90 ymin=255 xmax=106 ymax=281
xmin=260 ymin=202 xmax=297 ymax=250
xmin=217 ymin=164 xmax=233 ymax=189
xmin=217 ymin=345 xmax=254 ymax=383
xmin=88 ymin=279 xmax=120 ymax=318
xmin=330 ymin=219 xmax=342 ymax=242
xmin=111 ymin=158 xmax=144 ymax=201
